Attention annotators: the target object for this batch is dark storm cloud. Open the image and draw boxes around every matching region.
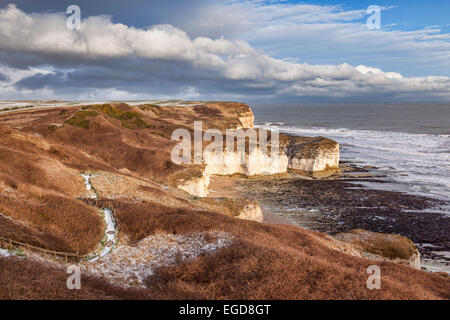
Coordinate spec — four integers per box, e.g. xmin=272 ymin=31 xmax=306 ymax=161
xmin=13 ymin=58 xmax=284 ymax=101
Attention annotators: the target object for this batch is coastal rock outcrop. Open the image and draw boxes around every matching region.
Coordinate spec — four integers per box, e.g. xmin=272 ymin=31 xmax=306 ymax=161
xmin=334 ymin=229 xmax=421 ymax=269
xmin=173 ymin=167 xmax=210 ymax=198
xmin=201 ymin=197 xmax=264 ymax=222
xmin=231 ymin=199 xmax=263 ymax=222
xmin=282 ymin=136 xmax=340 ymax=172
xmin=203 ymin=134 xmax=339 ymax=177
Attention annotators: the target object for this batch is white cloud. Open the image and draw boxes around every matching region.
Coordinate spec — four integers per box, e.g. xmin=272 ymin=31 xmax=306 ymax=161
xmin=184 ymin=1 xmax=450 ymax=78
xmin=0 ymin=4 xmax=450 ymax=101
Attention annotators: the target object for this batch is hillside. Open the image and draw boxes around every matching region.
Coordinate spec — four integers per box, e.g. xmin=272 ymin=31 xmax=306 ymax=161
xmin=0 ymin=101 xmax=449 ymax=300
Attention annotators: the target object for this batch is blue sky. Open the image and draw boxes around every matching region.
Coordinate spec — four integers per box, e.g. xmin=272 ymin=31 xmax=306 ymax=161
xmin=9 ymin=0 xmax=450 ymax=32
xmin=0 ymin=0 xmax=449 ymax=102
xmin=308 ymin=0 xmax=450 ymax=30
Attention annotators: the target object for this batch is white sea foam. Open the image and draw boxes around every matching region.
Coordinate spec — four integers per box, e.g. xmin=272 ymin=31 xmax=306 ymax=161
xmin=258 ymin=125 xmax=450 ymax=207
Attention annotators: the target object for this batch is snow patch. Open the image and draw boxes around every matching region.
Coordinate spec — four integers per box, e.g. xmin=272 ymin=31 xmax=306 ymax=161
xmin=83 ymin=231 xmax=233 ymax=288
xmin=81 ymin=173 xmax=97 ymax=199
xmin=88 ymin=208 xmax=118 ymax=261
xmin=0 ymin=248 xmax=11 ymax=257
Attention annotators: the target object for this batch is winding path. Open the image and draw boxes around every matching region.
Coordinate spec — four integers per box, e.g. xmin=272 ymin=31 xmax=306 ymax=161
xmin=81 ymin=173 xmax=118 ymax=261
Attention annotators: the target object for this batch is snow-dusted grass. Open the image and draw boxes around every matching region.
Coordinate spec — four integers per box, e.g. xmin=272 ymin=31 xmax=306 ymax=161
xmin=0 ymin=248 xmax=11 ymax=257
xmin=84 ymin=231 xmax=233 ymax=288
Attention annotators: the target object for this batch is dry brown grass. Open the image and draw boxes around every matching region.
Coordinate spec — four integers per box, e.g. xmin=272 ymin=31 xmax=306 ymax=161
xmin=35 ymin=106 xmax=182 ymax=182
xmin=103 ymin=199 xmax=450 ymax=299
xmin=147 ymin=238 xmax=450 ymax=300
xmin=0 ymin=127 xmax=86 ymax=197
xmin=133 ymin=101 xmax=253 ymax=131
xmin=0 ymin=192 xmax=103 ymax=254
xmin=0 ymin=104 xmax=449 ymax=300
xmin=5 ymin=195 xmax=448 ymax=300
xmin=0 ymin=256 xmax=148 ymax=300
xmin=0 ymin=213 xmax=68 ymax=251
xmin=108 ymin=199 xmax=220 ymax=243
xmin=0 ymin=126 xmax=104 ymax=254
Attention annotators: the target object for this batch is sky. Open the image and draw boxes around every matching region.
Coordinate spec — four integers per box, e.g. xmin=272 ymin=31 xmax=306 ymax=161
xmin=0 ymin=0 xmax=449 ymax=102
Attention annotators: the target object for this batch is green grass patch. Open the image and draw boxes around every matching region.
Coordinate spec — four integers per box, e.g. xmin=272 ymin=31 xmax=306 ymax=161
xmin=90 ymin=104 xmax=153 ymax=129
xmin=139 ymin=104 xmax=162 ymax=113
xmin=77 ymin=110 xmax=99 ymax=117
xmin=64 ymin=110 xmax=99 ymax=129
xmin=65 ymin=117 xmax=90 ymax=129
xmin=11 ymin=248 xmax=27 ymax=258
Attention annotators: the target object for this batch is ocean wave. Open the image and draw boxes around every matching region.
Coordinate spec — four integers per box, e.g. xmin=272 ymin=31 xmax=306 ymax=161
xmin=256 ymin=124 xmax=450 ymax=203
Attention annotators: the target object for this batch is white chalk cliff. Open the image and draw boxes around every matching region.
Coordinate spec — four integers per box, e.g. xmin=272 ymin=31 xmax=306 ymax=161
xmin=204 ymin=147 xmax=289 ymax=176
xmin=176 ymin=105 xmax=340 ymax=199
xmin=283 ymin=136 xmax=340 ymax=172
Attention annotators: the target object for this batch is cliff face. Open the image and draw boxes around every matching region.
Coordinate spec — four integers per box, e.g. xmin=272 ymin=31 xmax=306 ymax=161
xmin=204 ymin=148 xmax=289 ymax=176
xmin=203 ymin=137 xmax=340 ymax=177
xmin=237 ymin=109 xmax=254 ymax=129
xmin=179 ymin=104 xmax=340 ymax=197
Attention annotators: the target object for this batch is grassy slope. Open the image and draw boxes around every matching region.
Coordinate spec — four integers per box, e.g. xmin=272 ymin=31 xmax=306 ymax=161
xmin=0 ymin=103 xmax=449 ymax=299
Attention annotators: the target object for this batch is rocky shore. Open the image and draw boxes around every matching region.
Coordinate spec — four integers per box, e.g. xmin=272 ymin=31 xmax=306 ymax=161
xmin=238 ymin=165 xmax=450 ymax=273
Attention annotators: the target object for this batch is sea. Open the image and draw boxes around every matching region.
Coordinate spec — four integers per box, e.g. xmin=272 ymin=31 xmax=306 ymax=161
xmin=253 ymin=103 xmax=450 ymax=210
